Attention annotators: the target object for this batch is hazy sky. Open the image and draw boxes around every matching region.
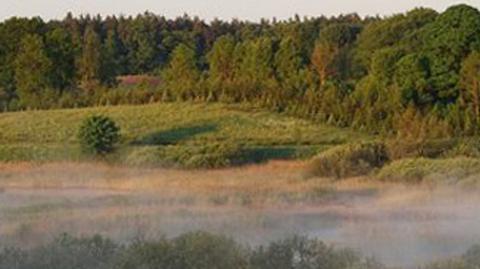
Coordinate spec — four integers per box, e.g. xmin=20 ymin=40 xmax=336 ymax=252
xmin=2 ymin=0 xmax=480 ymax=21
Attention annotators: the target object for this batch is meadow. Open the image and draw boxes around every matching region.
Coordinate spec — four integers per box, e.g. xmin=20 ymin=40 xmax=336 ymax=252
xmin=0 ymin=102 xmax=366 ymax=166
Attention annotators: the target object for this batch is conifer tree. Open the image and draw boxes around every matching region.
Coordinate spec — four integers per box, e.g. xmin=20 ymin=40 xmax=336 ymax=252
xmin=78 ymin=25 xmax=102 ymax=91
xmin=14 ymin=34 xmax=52 ymax=108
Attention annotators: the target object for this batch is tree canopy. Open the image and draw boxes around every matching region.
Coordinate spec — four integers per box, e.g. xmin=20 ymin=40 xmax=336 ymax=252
xmin=1 ymin=5 xmax=480 ymax=136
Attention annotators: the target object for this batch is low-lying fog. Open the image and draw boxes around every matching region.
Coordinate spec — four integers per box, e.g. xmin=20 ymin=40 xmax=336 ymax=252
xmin=0 ymin=162 xmax=479 ymax=268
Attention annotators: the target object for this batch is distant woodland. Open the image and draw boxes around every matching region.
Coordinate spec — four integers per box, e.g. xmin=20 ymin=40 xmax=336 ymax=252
xmin=2 ymin=4 xmax=480 ymax=137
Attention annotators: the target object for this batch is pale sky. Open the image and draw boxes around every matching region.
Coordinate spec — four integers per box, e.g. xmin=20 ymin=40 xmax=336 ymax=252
xmin=2 ymin=0 xmax=480 ymax=22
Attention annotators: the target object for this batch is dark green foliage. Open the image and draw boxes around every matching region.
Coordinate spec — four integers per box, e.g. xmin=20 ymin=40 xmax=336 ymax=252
xmin=14 ymin=34 xmax=53 ymax=109
xmin=305 ymin=142 xmax=390 ymax=179
xmin=78 ymin=115 xmax=120 ymax=155
xmin=421 ymin=5 xmax=480 ymax=104
xmin=78 ymin=25 xmax=102 ymax=91
xmin=45 ymin=27 xmax=76 ymax=91
xmin=355 ymin=8 xmax=437 ymax=70
xmin=394 ymin=53 xmax=433 ymax=107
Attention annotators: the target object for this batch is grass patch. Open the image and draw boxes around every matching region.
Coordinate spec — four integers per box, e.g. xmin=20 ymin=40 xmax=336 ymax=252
xmin=376 ymin=157 xmax=480 ymax=184
xmin=305 ymin=142 xmax=389 ymax=179
xmin=0 ymin=144 xmax=83 ymax=162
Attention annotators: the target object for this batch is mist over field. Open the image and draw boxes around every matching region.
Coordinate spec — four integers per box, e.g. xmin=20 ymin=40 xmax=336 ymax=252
xmin=1 ymin=162 xmax=479 ymax=268
xmin=2 ymin=2 xmax=480 ymax=268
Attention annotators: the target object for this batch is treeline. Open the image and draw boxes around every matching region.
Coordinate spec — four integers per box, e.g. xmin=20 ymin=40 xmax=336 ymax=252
xmin=2 ymin=4 xmax=480 ymax=137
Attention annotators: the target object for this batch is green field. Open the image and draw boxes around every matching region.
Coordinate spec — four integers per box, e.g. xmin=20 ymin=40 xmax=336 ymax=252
xmin=0 ymin=102 xmax=367 ymax=166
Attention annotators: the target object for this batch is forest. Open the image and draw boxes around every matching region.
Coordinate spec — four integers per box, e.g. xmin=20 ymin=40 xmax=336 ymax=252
xmin=1 ymin=4 xmax=480 ymax=138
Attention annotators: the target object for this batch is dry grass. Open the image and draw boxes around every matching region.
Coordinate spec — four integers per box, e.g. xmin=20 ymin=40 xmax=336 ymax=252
xmin=0 ymin=160 xmax=390 ymax=207
xmin=0 ymin=161 xmax=310 ymax=201
xmin=2 ymin=161 xmax=480 ymax=268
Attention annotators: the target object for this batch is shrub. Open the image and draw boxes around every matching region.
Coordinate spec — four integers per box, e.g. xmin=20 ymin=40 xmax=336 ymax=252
xmin=305 ymin=142 xmax=389 ymax=179
xmin=78 ymin=115 xmax=120 ymax=155
xmin=170 ymin=232 xmax=248 ymax=269
xmin=159 ymin=142 xmax=244 ymax=169
xmin=250 ymin=236 xmax=383 ymax=269
xmin=123 ymin=142 xmax=244 ymax=169
xmin=2 ymin=234 xmax=119 ymax=269
xmin=376 ymin=157 xmax=480 ymax=183
xmin=387 ymin=138 xmax=457 ymax=159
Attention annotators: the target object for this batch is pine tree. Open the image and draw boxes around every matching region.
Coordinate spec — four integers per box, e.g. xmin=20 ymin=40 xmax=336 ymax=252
xmin=14 ymin=34 xmax=52 ymax=108
xmin=45 ymin=27 xmax=75 ymax=91
xmin=101 ymin=29 xmax=123 ymax=86
xmin=78 ymin=25 xmax=102 ymax=91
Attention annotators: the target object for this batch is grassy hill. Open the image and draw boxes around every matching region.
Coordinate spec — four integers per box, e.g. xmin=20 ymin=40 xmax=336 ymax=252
xmin=0 ymin=102 xmax=368 ymax=167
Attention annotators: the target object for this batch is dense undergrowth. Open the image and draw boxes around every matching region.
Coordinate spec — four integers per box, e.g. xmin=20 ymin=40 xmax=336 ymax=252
xmin=305 ymin=138 xmax=480 ymax=184
xmin=1 ymin=232 xmax=480 ymax=269
xmin=0 ymin=232 xmax=383 ymax=269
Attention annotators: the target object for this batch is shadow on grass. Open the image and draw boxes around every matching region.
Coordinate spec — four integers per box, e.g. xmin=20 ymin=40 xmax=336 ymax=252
xmin=238 ymin=146 xmax=320 ymax=165
xmin=134 ymin=123 xmax=218 ymax=145
xmin=240 ymin=147 xmax=297 ymax=164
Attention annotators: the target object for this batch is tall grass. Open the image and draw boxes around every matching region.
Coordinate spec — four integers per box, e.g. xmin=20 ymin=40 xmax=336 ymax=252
xmin=376 ymin=157 xmax=480 ymax=184
xmin=304 ymin=142 xmax=389 ymax=179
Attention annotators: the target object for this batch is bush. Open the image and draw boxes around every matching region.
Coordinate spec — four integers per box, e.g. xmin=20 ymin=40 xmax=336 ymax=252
xmin=78 ymin=115 xmax=120 ymax=155
xmin=0 ymin=234 xmax=119 ymax=269
xmin=305 ymin=142 xmax=389 ymax=179
xmin=123 ymin=142 xmax=244 ymax=169
xmin=387 ymin=138 xmax=457 ymax=159
xmin=376 ymin=157 xmax=480 ymax=184
xmin=160 ymin=142 xmax=244 ymax=169
xmin=250 ymin=236 xmax=384 ymax=269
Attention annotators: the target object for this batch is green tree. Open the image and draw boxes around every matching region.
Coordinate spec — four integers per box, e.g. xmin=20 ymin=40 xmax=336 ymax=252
xmin=45 ymin=27 xmax=76 ymax=91
xmin=394 ymin=53 xmax=433 ymax=107
xmin=459 ymin=51 xmax=480 ymax=125
xmin=421 ymin=4 xmax=480 ymax=104
xmin=233 ymin=37 xmax=276 ymax=103
xmin=101 ymin=29 xmax=124 ymax=86
xmin=162 ymin=44 xmax=200 ymax=100
xmin=274 ymin=37 xmax=305 ymax=97
xmin=355 ymin=8 xmax=437 ymax=69
xmin=78 ymin=115 xmax=120 ymax=155
xmin=207 ymin=34 xmax=236 ymax=100
xmin=78 ymin=25 xmax=102 ymax=91
xmin=14 ymin=34 xmax=52 ymax=108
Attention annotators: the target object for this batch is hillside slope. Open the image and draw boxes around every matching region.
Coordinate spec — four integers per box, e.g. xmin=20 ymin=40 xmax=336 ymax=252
xmin=0 ymin=103 xmax=368 ymax=166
